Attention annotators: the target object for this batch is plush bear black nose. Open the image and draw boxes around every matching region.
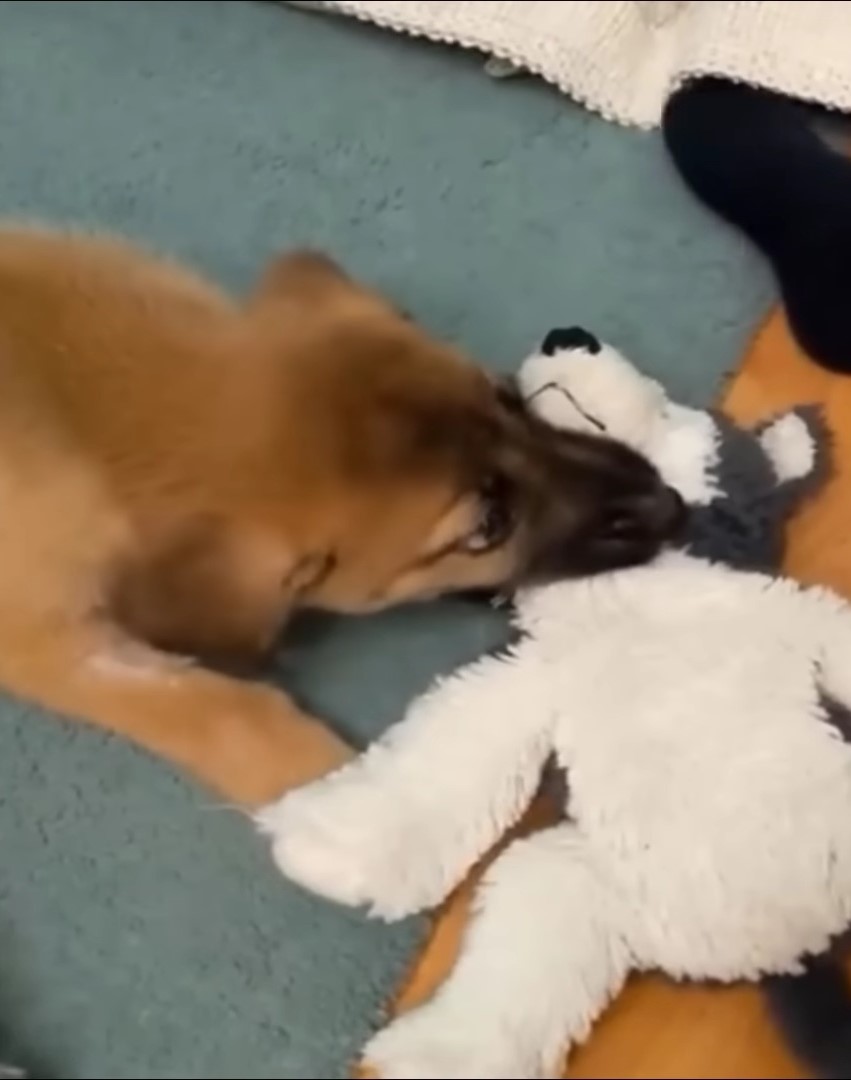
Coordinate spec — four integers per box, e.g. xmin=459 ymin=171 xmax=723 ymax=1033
xmin=542 ymin=327 xmax=602 ymax=357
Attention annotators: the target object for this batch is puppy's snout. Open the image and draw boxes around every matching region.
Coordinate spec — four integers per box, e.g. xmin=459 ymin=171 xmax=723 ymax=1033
xmin=500 ymin=417 xmax=687 ymax=584
xmin=604 ymin=485 xmax=686 ymax=541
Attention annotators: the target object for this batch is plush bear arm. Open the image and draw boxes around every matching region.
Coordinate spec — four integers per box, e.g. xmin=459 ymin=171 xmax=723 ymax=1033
xmin=258 ymin=645 xmax=555 ymax=919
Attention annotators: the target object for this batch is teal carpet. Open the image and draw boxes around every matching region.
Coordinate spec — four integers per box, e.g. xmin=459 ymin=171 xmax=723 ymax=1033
xmin=0 ymin=2 xmax=773 ymax=1077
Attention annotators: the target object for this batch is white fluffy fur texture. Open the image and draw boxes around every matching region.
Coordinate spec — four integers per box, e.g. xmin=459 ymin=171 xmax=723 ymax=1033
xmin=258 ymin=341 xmax=851 ymax=1079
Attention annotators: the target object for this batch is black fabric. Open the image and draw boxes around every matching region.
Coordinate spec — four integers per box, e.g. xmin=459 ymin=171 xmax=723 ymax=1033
xmin=763 ymin=954 xmax=851 ymax=1079
xmin=664 ymin=77 xmax=851 ymax=374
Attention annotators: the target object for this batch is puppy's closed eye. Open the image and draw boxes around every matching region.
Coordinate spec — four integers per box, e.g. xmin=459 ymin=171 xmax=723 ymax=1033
xmin=416 ymin=473 xmax=515 ymax=567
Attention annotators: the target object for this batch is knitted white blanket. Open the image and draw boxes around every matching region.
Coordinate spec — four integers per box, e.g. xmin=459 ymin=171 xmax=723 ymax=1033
xmin=295 ymin=1 xmax=851 ymax=128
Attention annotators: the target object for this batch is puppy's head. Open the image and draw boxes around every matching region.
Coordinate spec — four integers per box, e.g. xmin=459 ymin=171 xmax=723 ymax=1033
xmin=260 ymin=257 xmax=684 ymax=611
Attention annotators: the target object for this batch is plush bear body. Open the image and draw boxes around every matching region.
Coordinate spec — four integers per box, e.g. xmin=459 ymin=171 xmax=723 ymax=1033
xmin=260 ymin=332 xmax=851 ymax=1079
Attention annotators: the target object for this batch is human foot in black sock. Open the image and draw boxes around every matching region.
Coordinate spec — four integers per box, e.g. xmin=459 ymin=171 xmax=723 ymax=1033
xmin=664 ymin=77 xmax=851 ymax=374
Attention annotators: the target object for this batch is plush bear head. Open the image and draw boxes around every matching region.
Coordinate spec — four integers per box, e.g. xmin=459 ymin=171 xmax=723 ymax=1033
xmin=518 ymin=327 xmax=830 ymax=573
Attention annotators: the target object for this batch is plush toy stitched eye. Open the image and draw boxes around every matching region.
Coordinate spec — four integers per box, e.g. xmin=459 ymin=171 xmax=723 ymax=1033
xmin=526 ymin=382 xmax=608 ymax=434
xmin=558 ymin=388 xmax=607 ymax=433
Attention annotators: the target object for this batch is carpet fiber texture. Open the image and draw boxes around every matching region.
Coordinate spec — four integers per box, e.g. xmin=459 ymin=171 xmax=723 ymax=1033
xmin=0 ymin=2 xmax=772 ymax=1077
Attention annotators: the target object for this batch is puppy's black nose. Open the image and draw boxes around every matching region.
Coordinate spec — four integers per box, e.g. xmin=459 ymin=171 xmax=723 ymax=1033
xmin=542 ymin=327 xmax=602 ymax=357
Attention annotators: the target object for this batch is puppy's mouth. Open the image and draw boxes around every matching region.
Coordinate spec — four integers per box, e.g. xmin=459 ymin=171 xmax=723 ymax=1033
xmin=449 ymin=483 xmax=687 ymax=606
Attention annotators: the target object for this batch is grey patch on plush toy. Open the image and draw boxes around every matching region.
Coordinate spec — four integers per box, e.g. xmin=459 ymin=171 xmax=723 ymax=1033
xmin=755 ymin=405 xmax=834 ymax=516
xmin=687 ymin=406 xmax=829 ymax=574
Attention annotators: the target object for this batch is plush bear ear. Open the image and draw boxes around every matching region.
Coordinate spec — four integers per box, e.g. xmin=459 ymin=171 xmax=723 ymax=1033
xmin=755 ymin=407 xmax=828 ymax=486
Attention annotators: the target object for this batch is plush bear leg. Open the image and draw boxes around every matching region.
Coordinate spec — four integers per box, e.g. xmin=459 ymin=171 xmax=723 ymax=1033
xmin=364 ymin=825 xmax=630 ymax=1079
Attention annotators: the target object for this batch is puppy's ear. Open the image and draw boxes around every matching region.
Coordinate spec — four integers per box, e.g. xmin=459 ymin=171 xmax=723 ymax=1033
xmin=252 ymin=249 xmax=357 ymax=308
xmin=112 ymin=517 xmax=319 ymax=662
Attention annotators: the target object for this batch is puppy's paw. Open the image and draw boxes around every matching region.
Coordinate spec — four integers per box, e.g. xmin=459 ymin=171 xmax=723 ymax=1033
xmin=365 ymin=1005 xmax=549 ymax=1079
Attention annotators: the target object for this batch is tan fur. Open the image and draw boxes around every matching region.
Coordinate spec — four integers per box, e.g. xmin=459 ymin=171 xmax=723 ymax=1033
xmin=0 ymin=226 xmax=678 ymax=807
xmin=0 ymin=230 xmax=357 ymax=803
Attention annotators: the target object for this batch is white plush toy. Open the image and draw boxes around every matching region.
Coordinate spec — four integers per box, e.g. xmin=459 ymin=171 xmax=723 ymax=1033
xmin=259 ymin=329 xmax=851 ymax=1080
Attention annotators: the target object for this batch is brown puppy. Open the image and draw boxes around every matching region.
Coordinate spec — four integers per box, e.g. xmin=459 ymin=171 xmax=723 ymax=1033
xmin=0 ymin=225 xmax=682 ymax=807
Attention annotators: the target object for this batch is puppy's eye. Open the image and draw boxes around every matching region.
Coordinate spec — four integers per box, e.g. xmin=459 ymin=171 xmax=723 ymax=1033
xmin=463 ymin=477 xmax=513 ymax=554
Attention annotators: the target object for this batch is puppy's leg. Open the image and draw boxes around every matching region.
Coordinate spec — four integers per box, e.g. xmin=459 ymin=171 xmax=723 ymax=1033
xmin=0 ymin=448 xmax=351 ymax=806
xmin=0 ymin=615 xmax=350 ymax=807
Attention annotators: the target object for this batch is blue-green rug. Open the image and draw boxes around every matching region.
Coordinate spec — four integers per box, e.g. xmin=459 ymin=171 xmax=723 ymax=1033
xmin=0 ymin=2 xmax=773 ymax=1077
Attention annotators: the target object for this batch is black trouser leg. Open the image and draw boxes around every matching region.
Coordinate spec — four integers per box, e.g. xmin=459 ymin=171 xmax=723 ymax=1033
xmin=664 ymin=77 xmax=851 ymax=373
